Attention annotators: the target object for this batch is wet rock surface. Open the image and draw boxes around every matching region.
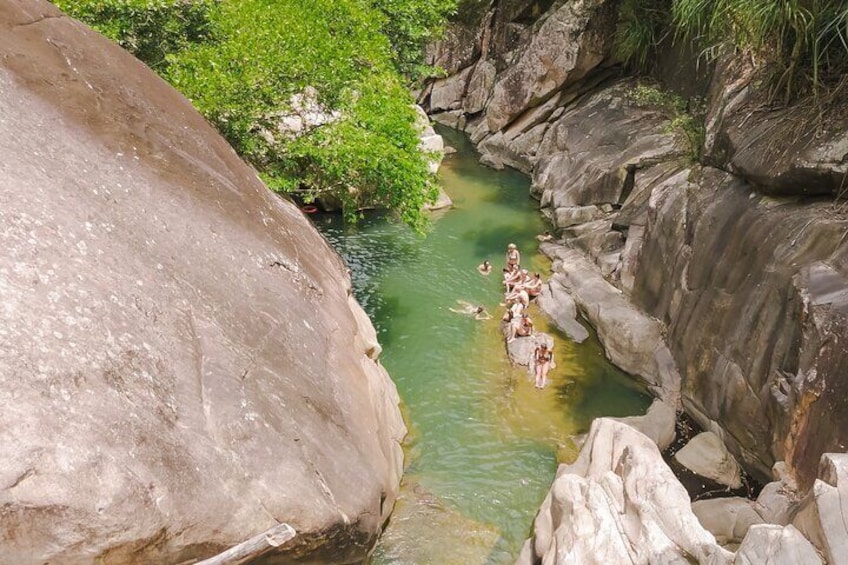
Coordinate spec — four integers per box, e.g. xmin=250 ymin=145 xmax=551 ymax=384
xmin=0 ymin=2 xmax=404 ymax=563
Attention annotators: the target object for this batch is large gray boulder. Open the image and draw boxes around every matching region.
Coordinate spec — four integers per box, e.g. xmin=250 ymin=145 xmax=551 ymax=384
xmin=733 ymin=524 xmax=824 ymax=565
xmin=612 ymin=398 xmax=677 ymax=451
xmin=0 ymin=2 xmax=404 ymax=563
xmin=692 ymin=498 xmax=764 ymax=546
xmin=676 ymin=432 xmax=744 ymax=489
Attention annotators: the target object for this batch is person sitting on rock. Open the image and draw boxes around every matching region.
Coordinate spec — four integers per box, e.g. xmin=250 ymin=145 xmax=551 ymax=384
xmin=505 ymin=288 xmax=530 ymax=311
xmin=523 ymin=273 xmax=543 ymax=299
xmin=505 ymin=243 xmax=520 ymax=270
xmin=533 ymin=342 xmax=553 ymax=389
xmin=477 ymin=260 xmax=492 ymax=275
xmin=507 ymin=313 xmax=533 ymax=343
xmin=536 ymin=231 xmax=554 ymax=242
xmin=503 ymin=265 xmax=524 ymax=293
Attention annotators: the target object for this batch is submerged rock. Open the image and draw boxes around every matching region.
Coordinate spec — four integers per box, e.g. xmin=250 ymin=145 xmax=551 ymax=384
xmin=0 ymin=2 xmax=404 ymax=563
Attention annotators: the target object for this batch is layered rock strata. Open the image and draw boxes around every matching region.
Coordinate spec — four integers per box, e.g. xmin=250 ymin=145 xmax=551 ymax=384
xmin=0 ymin=1 xmax=404 ymax=563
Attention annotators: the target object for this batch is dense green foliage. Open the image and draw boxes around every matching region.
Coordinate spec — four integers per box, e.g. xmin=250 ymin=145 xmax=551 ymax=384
xmin=55 ymin=0 xmax=448 ymax=230
xmin=615 ymin=0 xmax=848 ymax=102
xmin=374 ymin=0 xmax=458 ymax=78
xmin=53 ymin=0 xmax=217 ymax=71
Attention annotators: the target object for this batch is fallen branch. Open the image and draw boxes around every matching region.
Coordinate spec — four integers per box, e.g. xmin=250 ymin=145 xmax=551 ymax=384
xmin=193 ymin=523 xmax=296 ymax=565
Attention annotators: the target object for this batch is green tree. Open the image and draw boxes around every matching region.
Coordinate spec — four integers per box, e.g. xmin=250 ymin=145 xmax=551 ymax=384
xmin=53 ymin=0 xmax=217 ymax=71
xmin=372 ymin=0 xmax=458 ymax=78
xmin=54 ymin=0 xmax=446 ymax=230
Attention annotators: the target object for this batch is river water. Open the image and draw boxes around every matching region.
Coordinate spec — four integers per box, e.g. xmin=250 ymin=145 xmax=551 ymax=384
xmin=314 ymin=128 xmax=650 ymax=563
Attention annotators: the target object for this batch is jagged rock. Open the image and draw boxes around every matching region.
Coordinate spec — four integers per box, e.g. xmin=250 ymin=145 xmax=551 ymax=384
xmin=477 ymin=123 xmax=547 ymax=173
xmin=522 ymin=419 xmax=733 ymax=564
xmin=0 ymin=3 xmax=404 ymax=563
xmin=755 ymin=480 xmax=798 ymax=526
xmin=429 ymin=65 xmax=474 ymax=112
xmin=676 ymin=432 xmax=744 ymax=489
xmin=464 ymin=59 xmax=497 ymax=114
xmin=540 ymin=243 xmax=681 ymax=405
xmin=533 ymin=81 xmax=686 ymax=214
xmin=612 ymin=398 xmax=676 ymax=451
xmin=485 ymin=0 xmax=618 ymax=133
xmin=424 ymin=14 xmax=488 ymax=76
xmin=431 ymin=109 xmax=466 ymax=129
xmin=554 ymin=205 xmax=604 ymax=228
xmin=536 ymin=275 xmax=590 ymax=343
xmin=733 ymin=524 xmax=824 ymax=565
xmin=792 ymin=453 xmax=848 ymax=564
xmin=692 ymin=498 xmax=764 ymax=546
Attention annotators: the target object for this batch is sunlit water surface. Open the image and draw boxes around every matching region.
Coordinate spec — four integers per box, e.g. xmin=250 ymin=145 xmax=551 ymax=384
xmin=314 ymin=129 xmax=650 ymax=564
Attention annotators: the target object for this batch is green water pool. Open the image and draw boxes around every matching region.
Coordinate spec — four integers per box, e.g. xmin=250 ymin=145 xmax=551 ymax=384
xmin=314 ymin=128 xmax=650 ymax=563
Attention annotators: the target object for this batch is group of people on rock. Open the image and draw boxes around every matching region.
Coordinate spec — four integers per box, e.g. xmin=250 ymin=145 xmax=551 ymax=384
xmin=477 ymin=243 xmax=554 ymax=389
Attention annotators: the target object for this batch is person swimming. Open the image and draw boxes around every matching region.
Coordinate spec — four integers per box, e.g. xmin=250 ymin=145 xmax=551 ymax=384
xmin=450 ymin=300 xmax=491 ymax=320
xmin=477 ymin=260 xmax=492 ymax=275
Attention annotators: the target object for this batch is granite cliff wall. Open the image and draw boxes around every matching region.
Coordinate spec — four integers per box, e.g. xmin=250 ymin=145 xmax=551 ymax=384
xmin=423 ymin=0 xmax=848 ymax=493
xmin=424 ymin=0 xmax=848 ymax=561
xmin=0 ymin=1 xmax=404 ymax=562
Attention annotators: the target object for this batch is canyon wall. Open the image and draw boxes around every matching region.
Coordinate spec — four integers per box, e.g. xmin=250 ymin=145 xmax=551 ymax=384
xmin=423 ymin=0 xmax=848 ymax=492
xmin=424 ymin=0 xmax=848 ymax=561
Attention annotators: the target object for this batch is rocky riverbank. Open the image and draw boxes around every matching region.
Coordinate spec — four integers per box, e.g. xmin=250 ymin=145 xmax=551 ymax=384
xmin=422 ymin=0 xmax=848 ymax=561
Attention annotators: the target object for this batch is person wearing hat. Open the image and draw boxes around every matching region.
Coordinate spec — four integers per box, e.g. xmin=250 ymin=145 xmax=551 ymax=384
xmin=533 ymin=342 xmax=553 ymax=389
xmin=505 ymin=243 xmax=520 ymax=270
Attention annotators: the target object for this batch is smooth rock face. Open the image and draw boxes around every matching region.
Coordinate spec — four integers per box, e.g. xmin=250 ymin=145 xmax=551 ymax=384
xmin=792 ymin=454 xmax=848 ymax=564
xmin=522 ymin=419 xmax=734 ymax=565
xmin=535 ymin=275 xmax=589 ymax=343
xmin=676 ymin=432 xmax=744 ymax=489
xmin=0 ymin=2 xmax=404 ymax=563
xmin=733 ymin=524 xmax=824 ymax=565
xmin=540 ymin=243 xmax=681 ymax=405
xmin=692 ymin=498 xmax=764 ymax=545
xmin=612 ymin=398 xmax=676 ymax=451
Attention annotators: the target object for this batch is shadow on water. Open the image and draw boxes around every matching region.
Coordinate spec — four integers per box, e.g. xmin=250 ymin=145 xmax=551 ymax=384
xmin=313 ymin=126 xmax=651 ymax=564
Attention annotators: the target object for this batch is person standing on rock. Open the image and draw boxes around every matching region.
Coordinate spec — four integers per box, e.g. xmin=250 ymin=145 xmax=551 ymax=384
xmin=533 ymin=342 xmax=553 ymax=389
xmin=505 ymin=243 xmax=520 ymax=270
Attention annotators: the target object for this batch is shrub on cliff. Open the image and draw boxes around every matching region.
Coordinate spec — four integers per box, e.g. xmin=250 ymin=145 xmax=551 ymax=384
xmin=54 ymin=0 xmax=444 ymax=230
xmin=615 ymin=0 xmax=848 ymax=102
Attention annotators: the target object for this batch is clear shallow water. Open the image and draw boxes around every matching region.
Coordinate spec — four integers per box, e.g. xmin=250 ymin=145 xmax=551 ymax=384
xmin=314 ymin=129 xmax=650 ymax=563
